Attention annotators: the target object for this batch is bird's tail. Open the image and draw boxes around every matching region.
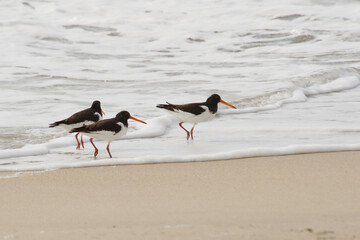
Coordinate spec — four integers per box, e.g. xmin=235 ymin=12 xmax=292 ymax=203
xmin=49 ymin=120 xmax=65 ymax=128
xmin=69 ymin=124 xmax=88 ymax=133
xmin=156 ymin=102 xmax=175 ymax=111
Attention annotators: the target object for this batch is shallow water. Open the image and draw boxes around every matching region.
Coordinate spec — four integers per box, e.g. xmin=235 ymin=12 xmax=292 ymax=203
xmin=1 ymin=0 xmax=360 ymax=171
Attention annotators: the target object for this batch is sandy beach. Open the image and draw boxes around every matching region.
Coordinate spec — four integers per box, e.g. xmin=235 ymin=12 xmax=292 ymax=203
xmin=1 ymin=151 xmax=360 ymax=240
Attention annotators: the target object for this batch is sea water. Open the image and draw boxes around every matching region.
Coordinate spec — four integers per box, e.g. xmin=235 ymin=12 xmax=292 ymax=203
xmin=1 ymin=0 xmax=360 ymax=171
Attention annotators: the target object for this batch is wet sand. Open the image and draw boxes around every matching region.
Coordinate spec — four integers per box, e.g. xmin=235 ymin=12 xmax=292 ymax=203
xmin=1 ymin=151 xmax=360 ymax=239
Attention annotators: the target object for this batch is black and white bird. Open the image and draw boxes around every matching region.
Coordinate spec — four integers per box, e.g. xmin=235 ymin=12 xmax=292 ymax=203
xmin=156 ymin=94 xmax=236 ymax=140
xmin=49 ymin=100 xmax=105 ymax=149
xmin=70 ymin=111 xmax=146 ymax=158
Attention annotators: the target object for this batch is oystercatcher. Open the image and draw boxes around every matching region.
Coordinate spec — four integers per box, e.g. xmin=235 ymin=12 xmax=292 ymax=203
xmin=156 ymin=94 xmax=236 ymax=140
xmin=70 ymin=111 xmax=146 ymax=158
xmin=49 ymin=100 xmax=105 ymax=149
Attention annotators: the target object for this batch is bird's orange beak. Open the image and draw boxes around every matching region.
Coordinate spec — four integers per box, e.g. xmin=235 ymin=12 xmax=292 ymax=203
xmin=101 ymin=109 xmax=105 ymax=115
xmin=130 ymin=116 xmax=147 ymax=124
xmin=220 ymin=99 xmax=237 ymax=109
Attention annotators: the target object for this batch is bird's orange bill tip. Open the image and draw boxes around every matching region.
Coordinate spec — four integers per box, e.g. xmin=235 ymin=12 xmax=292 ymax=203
xmin=101 ymin=109 xmax=105 ymax=115
xmin=130 ymin=116 xmax=147 ymax=124
xmin=220 ymin=99 xmax=237 ymax=109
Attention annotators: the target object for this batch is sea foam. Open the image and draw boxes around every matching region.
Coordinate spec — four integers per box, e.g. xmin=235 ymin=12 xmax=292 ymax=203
xmin=1 ymin=143 xmax=360 ymax=172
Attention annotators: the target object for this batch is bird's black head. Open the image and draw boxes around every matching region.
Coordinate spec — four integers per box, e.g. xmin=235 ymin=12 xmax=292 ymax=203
xmin=115 ymin=111 xmax=131 ymax=121
xmin=91 ymin=100 xmax=104 ymax=116
xmin=206 ymin=94 xmax=237 ymax=110
xmin=204 ymin=94 xmax=221 ymax=113
xmin=206 ymin=94 xmax=221 ymax=105
xmin=115 ymin=111 xmax=147 ymax=125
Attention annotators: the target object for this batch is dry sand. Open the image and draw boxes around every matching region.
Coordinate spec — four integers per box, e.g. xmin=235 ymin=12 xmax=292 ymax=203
xmin=1 ymin=151 xmax=360 ymax=240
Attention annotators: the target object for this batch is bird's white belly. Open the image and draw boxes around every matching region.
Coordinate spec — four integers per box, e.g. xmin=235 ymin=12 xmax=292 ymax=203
xmin=169 ymin=108 xmax=216 ymax=124
xmin=82 ymin=126 xmax=128 ymax=142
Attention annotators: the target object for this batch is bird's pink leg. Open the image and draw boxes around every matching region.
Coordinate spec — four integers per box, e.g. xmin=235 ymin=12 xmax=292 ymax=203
xmin=106 ymin=142 xmax=112 ymax=158
xmin=179 ymin=122 xmax=190 ymax=140
xmin=75 ymin=133 xmax=81 ymax=149
xmin=80 ymin=135 xmax=84 ymax=149
xmin=89 ymin=138 xmax=98 ymax=158
xmin=190 ymin=125 xmax=195 ymax=140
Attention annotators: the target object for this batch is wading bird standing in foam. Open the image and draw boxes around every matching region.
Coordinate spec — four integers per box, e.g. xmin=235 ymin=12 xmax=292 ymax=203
xmin=70 ymin=111 xmax=146 ymax=158
xmin=156 ymin=94 xmax=236 ymax=140
xmin=49 ymin=100 xmax=105 ymax=149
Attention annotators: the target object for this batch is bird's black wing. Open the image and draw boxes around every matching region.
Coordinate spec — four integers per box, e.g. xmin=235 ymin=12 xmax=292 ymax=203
xmin=65 ymin=108 xmax=100 ymax=124
xmin=87 ymin=119 xmax=122 ymax=134
xmin=157 ymin=102 xmax=206 ymax=115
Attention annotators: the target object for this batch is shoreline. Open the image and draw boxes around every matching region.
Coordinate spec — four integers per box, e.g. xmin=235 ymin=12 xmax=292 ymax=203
xmin=1 ymin=151 xmax=360 ymax=239
xmin=3 ymin=143 xmax=360 ymax=172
